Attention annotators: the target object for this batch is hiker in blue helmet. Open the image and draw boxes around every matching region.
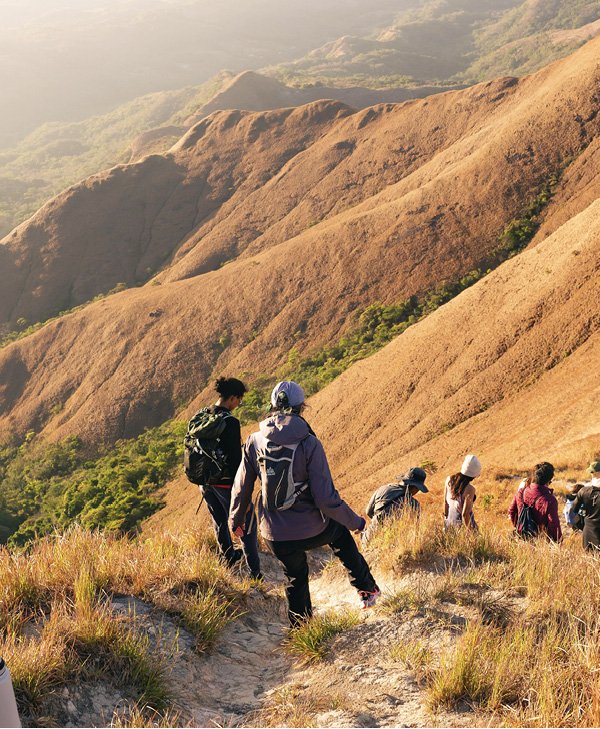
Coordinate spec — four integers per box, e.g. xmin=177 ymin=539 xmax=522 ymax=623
xmin=230 ymin=381 xmax=380 ymax=625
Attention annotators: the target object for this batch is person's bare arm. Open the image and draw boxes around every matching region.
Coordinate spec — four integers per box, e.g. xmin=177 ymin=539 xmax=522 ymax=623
xmin=443 ymin=477 xmax=449 ymax=519
xmin=461 ymin=485 xmax=476 ymax=529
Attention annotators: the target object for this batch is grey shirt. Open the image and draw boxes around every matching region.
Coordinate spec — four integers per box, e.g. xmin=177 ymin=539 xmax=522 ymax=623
xmin=366 ymin=482 xmax=420 ymax=519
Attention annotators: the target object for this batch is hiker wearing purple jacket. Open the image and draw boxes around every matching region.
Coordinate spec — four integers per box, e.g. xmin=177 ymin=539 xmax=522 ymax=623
xmin=230 ymin=381 xmax=380 ymax=625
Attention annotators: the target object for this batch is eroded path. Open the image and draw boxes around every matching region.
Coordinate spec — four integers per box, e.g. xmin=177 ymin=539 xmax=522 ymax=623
xmin=116 ymin=549 xmax=482 ymax=728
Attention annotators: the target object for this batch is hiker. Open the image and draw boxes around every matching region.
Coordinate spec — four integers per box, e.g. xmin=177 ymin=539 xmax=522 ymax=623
xmin=508 ymin=462 xmax=562 ymax=542
xmin=444 ymin=455 xmax=481 ymax=530
xmin=563 ymin=482 xmax=585 ymax=531
xmin=362 ymin=467 xmax=429 ymax=544
xmin=568 ymin=462 xmax=600 ymax=551
xmin=229 ymin=380 xmax=380 ymax=626
xmin=184 ymin=377 xmax=261 ymax=578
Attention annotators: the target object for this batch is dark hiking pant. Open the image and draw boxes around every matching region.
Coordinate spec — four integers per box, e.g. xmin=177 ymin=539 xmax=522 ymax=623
xmin=582 ymin=524 xmax=600 ymax=551
xmin=265 ymin=520 xmax=378 ymax=627
xmin=202 ymin=485 xmax=261 ymax=578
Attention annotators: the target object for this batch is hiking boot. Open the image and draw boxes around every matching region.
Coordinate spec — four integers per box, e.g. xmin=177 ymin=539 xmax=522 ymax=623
xmin=358 ymin=588 xmax=381 ymax=610
xmin=226 ymin=548 xmax=243 ymax=568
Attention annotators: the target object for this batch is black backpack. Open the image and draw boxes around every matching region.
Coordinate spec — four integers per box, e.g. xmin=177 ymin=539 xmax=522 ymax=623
xmin=183 ymin=408 xmax=232 ymax=486
xmin=516 ymin=499 xmax=539 ymax=539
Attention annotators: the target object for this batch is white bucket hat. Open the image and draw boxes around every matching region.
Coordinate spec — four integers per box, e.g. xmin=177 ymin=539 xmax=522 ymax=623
xmin=461 ymin=454 xmax=482 ymax=478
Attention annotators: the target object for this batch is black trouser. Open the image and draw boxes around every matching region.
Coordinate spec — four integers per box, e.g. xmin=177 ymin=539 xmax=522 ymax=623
xmin=582 ymin=524 xmax=600 ymax=551
xmin=265 ymin=520 xmax=378 ymax=627
xmin=202 ymin=485 xmax=261 ymax=577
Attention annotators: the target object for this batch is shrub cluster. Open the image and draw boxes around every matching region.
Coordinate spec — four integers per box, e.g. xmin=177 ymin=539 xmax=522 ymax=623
xmin=0 ymin=421 xmax=186 ymax=546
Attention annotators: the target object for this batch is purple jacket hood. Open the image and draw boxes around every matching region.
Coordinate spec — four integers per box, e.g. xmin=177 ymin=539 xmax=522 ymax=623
xmin=259 ymin=414 xmax=311 ymax=445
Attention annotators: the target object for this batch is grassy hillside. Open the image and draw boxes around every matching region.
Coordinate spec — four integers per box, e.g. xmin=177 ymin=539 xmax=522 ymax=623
xmin=0 ymin=527 xmax=251 ymax=726
xmin=265 ymin=0 xmax=600 ymax=87
xmin=2 ymin=499 xmax=599 ymax=727
xmin=0 ymin=75 xmax=228 ymax=238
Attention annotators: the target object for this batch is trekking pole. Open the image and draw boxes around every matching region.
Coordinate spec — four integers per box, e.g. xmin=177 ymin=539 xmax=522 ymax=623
xmin=195 ymin=494 xmax=205 ymax=516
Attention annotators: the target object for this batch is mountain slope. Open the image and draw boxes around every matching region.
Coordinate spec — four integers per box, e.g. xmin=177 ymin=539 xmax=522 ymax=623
xmin=308 ymin=197 xmax=600 ymax=500
xmin=0 ymin=38 xmax=599 ymax=449
xmin=0 ymin=102 xmax=352 ymax=329
xmin=184 ymin=70 xmax=461 ymax=129
xmin=0 ymin=70 xmax=456 ymax=240
xmin=0 ymin=75 xmax=230 ymax=239
xmin=3 ymin=35 xmax=600 ymax=332
xmin=267 ymin=0 xmax=600 ymax=88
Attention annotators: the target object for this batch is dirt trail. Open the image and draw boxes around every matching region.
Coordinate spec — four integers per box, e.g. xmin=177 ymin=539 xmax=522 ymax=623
xmin=104 ymin=549 xmax=478 ymax=728
xmin=284 ymin=565 xmax=475 ymax=728
xmin=108 ymin=555 xmax=292 ymax=727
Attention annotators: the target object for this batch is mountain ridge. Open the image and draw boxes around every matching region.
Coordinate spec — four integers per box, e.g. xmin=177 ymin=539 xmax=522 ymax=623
xmin=0 ymin=38 xmax=599 ymax=459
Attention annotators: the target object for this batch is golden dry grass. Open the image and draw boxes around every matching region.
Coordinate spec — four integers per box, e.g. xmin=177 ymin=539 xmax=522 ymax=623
xmin=369 ymin=507 xmax=600 ymax=727
xmin=0 ymin=526 xmax=250 ymax=723
xmin=244 ymin=683 xmax=351 ymax=728
xmin=284 ymin=609 xmax=360 ymax=664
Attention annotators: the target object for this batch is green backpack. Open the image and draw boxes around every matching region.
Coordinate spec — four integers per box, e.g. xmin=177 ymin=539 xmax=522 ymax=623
xmin=183 ymin=408 xmax=232 ymax=486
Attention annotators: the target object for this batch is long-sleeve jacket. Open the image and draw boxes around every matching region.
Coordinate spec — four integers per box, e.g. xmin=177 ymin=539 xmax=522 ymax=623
xmin=571 ymin=482 xmax=600 ymax=549
xmin=509 ymin=482 xmax=562 ymax=543
xmin=366 ymin=483 xmax=419 ymax=519
xmin=229 ymin=413 xmax=364 ymax=541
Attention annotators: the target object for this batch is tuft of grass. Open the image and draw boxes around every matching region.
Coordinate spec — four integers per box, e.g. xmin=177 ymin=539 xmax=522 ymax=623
xmin=177 ymin=587 xmax=239 ymax=653
xmin=430 ymin=569 xmax=463 ymax=603
xmin=245 ymin=683 xmax=350 ymax=728
xmin=368 ymin=509 xmax=509 ymax=572
xmin=285 ymin=610 xmax=360 ymax=663
xmin=0 ymin=628 xmax=68 ymax=710
xmin=44 ymin=596 xmax=170 ymax=712
xmin=379 ymin=585 xmax=429 ymax=615
xmin=110 ymin=703 xmax=184 ymax=727
xmin=389 ymin=639 xmax=435 ymax=684
xmin=460 ymin=590 xmax=515 ymax=628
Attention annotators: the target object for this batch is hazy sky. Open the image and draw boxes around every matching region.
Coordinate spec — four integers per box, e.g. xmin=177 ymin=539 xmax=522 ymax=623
xmin=0 ymin=0 xmax=406 ymax=146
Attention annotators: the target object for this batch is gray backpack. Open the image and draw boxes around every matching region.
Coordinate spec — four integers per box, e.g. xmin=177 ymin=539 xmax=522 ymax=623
xmin=256 ymin=434 xmax=309 ymax=511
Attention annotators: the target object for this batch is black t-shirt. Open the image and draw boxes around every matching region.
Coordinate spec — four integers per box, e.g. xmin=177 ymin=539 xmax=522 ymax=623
xmin=208 ymin=405 xmax=242 ymax=485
